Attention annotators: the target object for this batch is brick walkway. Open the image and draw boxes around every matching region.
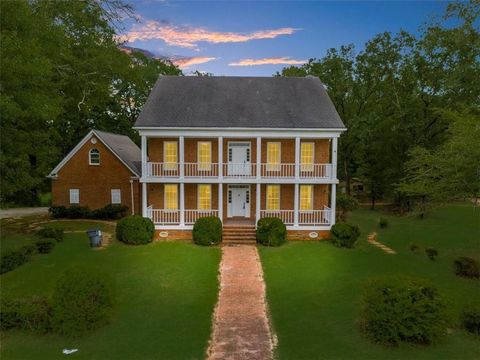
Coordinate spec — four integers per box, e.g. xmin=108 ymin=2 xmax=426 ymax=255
xmin=207 ymin=245 xmax=275 ymax=360
xmin=367 ymin=232 xmax=396 ymax=254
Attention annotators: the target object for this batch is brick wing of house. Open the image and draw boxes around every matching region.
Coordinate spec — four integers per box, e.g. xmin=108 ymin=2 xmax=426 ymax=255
xmin=135 ymin=75 xmax=346 ymax=240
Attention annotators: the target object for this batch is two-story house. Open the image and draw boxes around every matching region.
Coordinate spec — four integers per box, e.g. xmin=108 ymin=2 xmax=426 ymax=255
xmin=135 ymin=76 xmax=346 ymax=241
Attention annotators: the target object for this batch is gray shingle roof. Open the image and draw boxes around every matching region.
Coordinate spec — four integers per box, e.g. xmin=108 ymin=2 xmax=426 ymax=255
xmin=134 ymin=76 xmax=345 ymax=129
xmin=94 ymin=130 xmax=141 ymax=176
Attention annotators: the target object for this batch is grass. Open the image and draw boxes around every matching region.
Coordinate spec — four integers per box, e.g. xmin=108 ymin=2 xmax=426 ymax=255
xmin=0 ymin=218 xmax=221 ymax=360
xmin=259 ymin=203 xmax=480 ymax=360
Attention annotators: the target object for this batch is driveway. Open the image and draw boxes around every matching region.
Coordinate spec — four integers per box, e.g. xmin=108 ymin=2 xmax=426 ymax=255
xmin=0 ymin=207 xmax=49 ymax=219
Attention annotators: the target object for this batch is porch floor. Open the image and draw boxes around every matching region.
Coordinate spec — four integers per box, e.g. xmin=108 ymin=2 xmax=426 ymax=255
xmin=223 ymin=217 xmax=255 ymax=227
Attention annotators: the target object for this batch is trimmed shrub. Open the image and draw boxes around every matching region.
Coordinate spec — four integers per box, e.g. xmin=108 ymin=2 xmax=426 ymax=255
xmin=330 ymin=222 xmax=360 ymax=248
xmin=52 ymin=267 xmax=114 ymax=336
xmin=90 ymin=204 xmax=128 ymax=219
xmin=409 ymin=243 xmax=420 ymax=252
xmin=49 ymin=205 xmax=68 ymax=218
xmin=360 ymin=276 xmax=447 ymax=345
xmin=454 ymin=257 xmax=479 ymax=279
xmin=378 ymin=217 xmax=389 ymax=228
xmin=192 ymin=216 xmax=222 ymax=246
xmin=37 ymin=227 xmax=64 ymax=242
xmin=461 ymin=303 xmax=480 ymax=335
xmin=256 ymin=217 xmax=287 ymax=247
xmin=116 ymin=215 xmax=154 ymax=245
xmin=0 ymin=296 xmax=53 ymax=333
xmin=49 ymin=204 xmax=128 ymax=220
xmin=425 ymin=247 xmax=438 ymax=261
xmin=35 ymin=239 xmax=56 ymax=254
xmin=0 ymin=245 xmax=36 ymax=274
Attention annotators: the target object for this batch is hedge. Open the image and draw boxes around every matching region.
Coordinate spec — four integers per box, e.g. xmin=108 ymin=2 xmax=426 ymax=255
xmin=461 ymin=303 xmax=480 ymax=335
xmin=0 ymin=245 xmax=36 ymax=274
xmin=256 ymin=217 xmax=286 ymax=247
xmin=37 ymin=227 xmax=64 ymax=242
xmin=454 ymin=257 xmax=479 ymax=279
xmin=35 ymin=239 xmax=56 ymax=254
xmin=116 ymin=215 xmax=154 ymax=245
xmin=49 ymin=204 xmax=128 ymax=220
xmin=192 ymin=216 xmax=222 ymax=246
xmin=0 ymin=296 xmax=53 ymax=333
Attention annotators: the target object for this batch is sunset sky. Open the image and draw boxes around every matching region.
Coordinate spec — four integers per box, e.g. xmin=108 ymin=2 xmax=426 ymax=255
xmin=120 ymin=1 xmax=447 ymax=76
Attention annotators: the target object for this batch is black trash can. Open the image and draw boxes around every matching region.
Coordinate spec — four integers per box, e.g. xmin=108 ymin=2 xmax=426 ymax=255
xmin=86 ymin=229 xmax=102 ymax=247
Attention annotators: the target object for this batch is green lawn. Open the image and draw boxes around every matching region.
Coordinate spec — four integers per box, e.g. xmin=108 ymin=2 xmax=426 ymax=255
xmin=1 ymin=220 xmax=221 ymax=360
xmin=259 ymin=204 xmax=480 ymax=360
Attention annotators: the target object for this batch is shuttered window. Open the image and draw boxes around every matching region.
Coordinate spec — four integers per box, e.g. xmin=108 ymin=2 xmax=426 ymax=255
xmin=69 ymin=189 xmax=79 ymax=204
xmin=164 ymin=142 xmax=178 ymax=170
xmin=267 ymin=142 xmax=281 ymax=171
xmin=266 ymin=185 xmax=280 ymax=210
xmin=164 ymin=184 xmax=178 ymax=210
xmin=301 ymin=142 xmax=314 ymax=171
xmin=111 ymin=189 xmax=121 ymax=204
xmin=198 ymin=142 xmax=212 ymax=170
xmin=198 ymin=184 xmax=211 ymax=210
xmin=300 ymin=185 xmax=313 ymax=211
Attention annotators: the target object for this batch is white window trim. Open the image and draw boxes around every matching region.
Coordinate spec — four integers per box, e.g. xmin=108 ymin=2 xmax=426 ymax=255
xmin=163 ymin=184 xmax=178 ymax=210
xmin=266 ymin=142 xmax=281 ymax=171
xmin=299 ymin=185 xmax=314 ymax=212
xmin=197 ymin=141 xmax=212 ymax=170
xmin=266 ymin=184 xmax=281 ymax=211
xmin=197 ymin=184 xmax=212 ymax=210
xmin=69 ymin=189 xmax=79 ymax=204
xmin=111 ymin=189 xmax=121 ymax=204
xmin=163 ymin=141 xmax=178 ymax=169
xmin=301 ymin=142 xmax=315 ymax=172
xmin=89 ymin=149 xmax=100 ymax=166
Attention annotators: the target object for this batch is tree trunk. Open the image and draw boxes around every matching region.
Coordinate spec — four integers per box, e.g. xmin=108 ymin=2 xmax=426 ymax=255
xmin=343 ymin=158 xmax=351 ymax=195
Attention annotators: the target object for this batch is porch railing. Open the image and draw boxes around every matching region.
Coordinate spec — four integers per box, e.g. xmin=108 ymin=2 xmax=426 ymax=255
xmin=147 ymin=207 xmax=218 ymax=225
xmin=260 ymin=208 xmax=331 ymax=226
xmin=185 ymin=209 xmax=218 ymax=225
xmin=260 ymin=210 xmax=295 ymax=225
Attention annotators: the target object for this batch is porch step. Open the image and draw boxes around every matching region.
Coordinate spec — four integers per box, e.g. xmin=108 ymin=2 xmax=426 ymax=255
xmin=222 ymin=225 xmax=256 ymax=244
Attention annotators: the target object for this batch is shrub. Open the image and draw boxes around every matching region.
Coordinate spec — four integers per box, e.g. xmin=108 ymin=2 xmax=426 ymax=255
xmin=35 ymin=239 xmax=56 ymax=254
xmin=425 ymin=247 xmax=438 ymax=261
xmin=116 ymin=215 xmax=154 ymax=245
xmin=90 ymin=204 xmax=128 ymax=219
xmin=256 ymin=217 xmax=287 ymax=247
xmin=336 ymin=193 xmax=359 ymax=222
xmin=192 ymin=216 xmax=222 ymax=246
xmin=409 ymin=243 xmax=420 ymax=252
xmin=37 ymin=227 xmax=64 ymax=242
xmin=378 ymin=217 xmax=389 ymax=228
xmin=0 ymin=296 xmax=53 ymax=333
xmin=360 ymin=276 xmax=447 ymax=345
xmin=461 ymin=303 xmax=480 ymax=335
xmin=50 ymin=204 xmax=128 ymax=220
xmin=52 ymin=267 xmax=114 ymax=336
xmin=65 ymin=206 xmax=91 ymax=219
xmin=49 ymin=205 xmax=68 ymax=218
xmin=330 ymin=223 xmax=360 ymax=248
xmin=454 ymin=257 xmax=479 ymax=279
xmin=0 ymin=245 xmax=36 ymax=274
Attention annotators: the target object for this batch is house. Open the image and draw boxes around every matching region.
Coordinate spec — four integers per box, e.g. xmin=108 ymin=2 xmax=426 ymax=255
xmin=135 ymin=76 xmax=346 ymax=241
xmin=48 ymin=130 xmax=142 ymax=214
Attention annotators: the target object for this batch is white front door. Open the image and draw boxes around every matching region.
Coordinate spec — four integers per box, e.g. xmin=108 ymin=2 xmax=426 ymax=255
xmin=228 ymin=185 xmax=250 ymax=217
xmin=228 ymin=142 xmax=251 ymax=176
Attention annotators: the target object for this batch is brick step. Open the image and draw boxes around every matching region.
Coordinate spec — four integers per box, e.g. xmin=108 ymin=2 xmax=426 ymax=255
xmin=223 ymin=239 xmax=257 ymax=244
xmin=223 ymin=230 xmax=256 ymax=234
xmin=223 ymin=227 xmax=256 ymax=231
xmin=223 ymin=236 xmax=256 ymax=240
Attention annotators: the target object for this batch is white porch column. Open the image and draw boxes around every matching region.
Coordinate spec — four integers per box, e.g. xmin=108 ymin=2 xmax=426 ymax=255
xmin=256 ymin=136 xmax=261 ymax=179
xmin=295 ymin=136 xmax=300 ymax=179
xmin=256 ymin=183 xmax=261 ymax=226
xmin=142 ymin=182 xmax=147 ymax=217
xmin=141 ymin=135 xmax=147 ymax=178
xmin=331 ymin=184 xmax=336 ymax=226
xmin=218 ymin=183 xmax=223 ymax=222
xmin=180 ymin=183 xmax=185 ymax=226
xmin=294 ymin=183 xmax=299 ymax=226
xmin=331 ymin=137 xmax=338 ymax=180
xmin=218 ymin=136 xmax=223 ymax=178
xmin=179 ymin=136 xmax=184 ymax=179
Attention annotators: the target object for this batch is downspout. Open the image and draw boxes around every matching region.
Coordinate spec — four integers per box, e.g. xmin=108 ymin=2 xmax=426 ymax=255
xmin=129 ymin=178 xmax=135 ymax=215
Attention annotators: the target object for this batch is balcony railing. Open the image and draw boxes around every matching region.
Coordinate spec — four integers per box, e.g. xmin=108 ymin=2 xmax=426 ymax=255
xmin=260 ymin=207 xmax=331 ymax=226
xmin=147 ymin=162 xmax=334 ymax=179
xmin=147 ymin=207 xmax=218 ymax=225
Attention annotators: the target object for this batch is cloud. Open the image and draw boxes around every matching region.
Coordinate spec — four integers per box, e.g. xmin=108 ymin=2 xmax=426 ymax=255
xmin=229 ymin=57 xmax=307 ymax=66
xmin=172 ymin=56 xmax=217 ymax=69
xmin=120 ymin=20 xmax=300 ymax=48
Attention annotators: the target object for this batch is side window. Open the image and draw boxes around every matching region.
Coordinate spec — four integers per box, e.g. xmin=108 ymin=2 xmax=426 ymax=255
xmin=89 ymin=149 xmax=100 ymax=165
xmin=111 ymin=189 xmax=121 ymax=204
xmin=69 ymin=189 xmax=79 ymax=204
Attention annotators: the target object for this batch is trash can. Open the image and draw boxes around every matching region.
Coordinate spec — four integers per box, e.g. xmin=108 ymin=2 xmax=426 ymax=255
xmin=86 ymin=229 xmax=102 ymax=247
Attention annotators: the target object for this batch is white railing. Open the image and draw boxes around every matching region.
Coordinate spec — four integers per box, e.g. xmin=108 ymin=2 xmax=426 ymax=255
xmin=148 ymin=162 xmax=179 ymax=177
xmin=185 ymin=209 xmax=218 ymax=225
xmin=299 ymin=209 xmax=331 ymax=225
xmin=148 ymin=208 xmax=180 ymax=225
xmin=260 ymin=210 xmax=295 ymax=225
xmin=222 ymin=163 xmax=257 ymax=178
xmin=299 ymin=164 xmax=333 ymax=179
xmin=259 ymin=163 xmax=295 ymax=178
xmin=184 ymin=163 xmax=219 ymax=177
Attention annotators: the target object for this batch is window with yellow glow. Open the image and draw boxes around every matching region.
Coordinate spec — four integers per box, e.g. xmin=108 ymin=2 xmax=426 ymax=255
xmin=266 ymin=185 xmax=280 ymax=210
xmin=198 ymin=142 xmax=212 ymax=170
xmin=300 ymin=185 xmax=313 ymax=211
xmin=301 ymin=142 xmax=314 ymax=171
xmin=164 ymin=142 xmax=177 ymax=170
xmin=267 ymin=142 xmax=281 ymax=171
xmin=198 ymin=184 xmax=211 ymax=210
xmin=164 ymin=184 xmax=178 ymax=210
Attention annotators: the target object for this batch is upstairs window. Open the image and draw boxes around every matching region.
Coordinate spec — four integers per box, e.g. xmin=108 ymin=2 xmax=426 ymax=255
xmin=300 ymin=185 xmax=313 ymax=211
xmin=198 ymin=184 xmax=211 ymax=210
xmin=266 ymin=142 xmax=281 ymax=171
xmin=164 ymin=184 xmax=178 ymax=210
xmin=69 ymin=189 xmax=79 ymax=204
xmin=198 ymin=142 xmax=212 ymax=171
xmin=164 ymin=141 xmax=178 ymax=170
xmin=301 ymin=142 xmax=314 ymax=171
xmin=266 ymin=185 xmax=280 ymax=211
xmin=89 ymin=149 xmax=100 ymax=165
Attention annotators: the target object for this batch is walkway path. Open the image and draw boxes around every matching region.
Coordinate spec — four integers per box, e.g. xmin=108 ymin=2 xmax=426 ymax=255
xmin=367 ymin=232 xmax=396 ymax=254
xmin=207 ymin=245 xmax=275 ymax=360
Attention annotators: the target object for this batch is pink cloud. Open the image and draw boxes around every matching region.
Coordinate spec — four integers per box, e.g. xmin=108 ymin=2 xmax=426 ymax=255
xmin=229 ymin=57 xmax=307 ymax=66
xmin=120 ymin=20 xmax=300 ymax=48
xmin=172 ymin=56 xmax=217 ymax=69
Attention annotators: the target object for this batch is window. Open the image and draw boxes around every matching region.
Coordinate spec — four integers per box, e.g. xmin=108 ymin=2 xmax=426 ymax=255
xmin=89 ymin=149 xmax=100 ymax=165
xmin=266 ymin=185 xmax=280 ymax=210
xmin=267 ymin=142 xmax=281 ymax=171
xmin=301 ymin=142 xmax=314 ymax=171
xmin=198 ymin=184 xmax=211 ymax=210
xmin=164 ymin=184 xmax=178 ymax=210
xmin=111 ymin=189 xmax=121 ymax=204
xmin=69 ymin=189 xmax=79 ymax=204
xmin=164 ymin=141 xmax=178 ymax=170
xmin=198 ymin=142 xmax=212 ymax=171
xmin=300 ymin=185 xmax=313 ymax=211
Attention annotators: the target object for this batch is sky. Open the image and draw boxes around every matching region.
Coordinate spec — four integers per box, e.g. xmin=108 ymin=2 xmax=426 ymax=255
xmin=119 ymin=1 xmax=448 ymax=76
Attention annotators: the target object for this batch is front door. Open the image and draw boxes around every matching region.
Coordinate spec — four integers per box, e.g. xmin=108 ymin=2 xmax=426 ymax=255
xmin=228 ymin=185 xmax=250 ymax=217
xmin=228 ymin=142 xmax=251 ymax=176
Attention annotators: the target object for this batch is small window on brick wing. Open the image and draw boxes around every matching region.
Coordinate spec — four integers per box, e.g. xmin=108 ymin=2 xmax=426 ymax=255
xmin=89 ymin=149 xmax=100 ymax=165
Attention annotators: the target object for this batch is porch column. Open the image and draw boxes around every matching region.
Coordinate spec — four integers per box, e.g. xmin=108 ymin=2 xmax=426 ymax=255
xmin=218 ymin=183 xmax=223 ymax=222
xmin=331 ymin=184 xmax=336 ymax=226
xmin=141 ymin=135 xmax=147 ymax=178
xmin=142 ymin=182 xmax=147 ymax=217
xmin=256 ymin=183 xmax=261 ymax=226
xmin=256 ymin=136 xmax=261 ymax=179
xmin=180 ymin=183 xmax=185 ymax=226
xmin=331 ymin=137 xmax=338 ymax=180
xmin=295 ymin=137 xmax=300 ymax=179
xmin=218 ymin=136 xmax=223 ymax=178
xmin=179 ymin=136 xmax=185 ymax=179
xmin=294 ymin=183 xmax=299 ymax=226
